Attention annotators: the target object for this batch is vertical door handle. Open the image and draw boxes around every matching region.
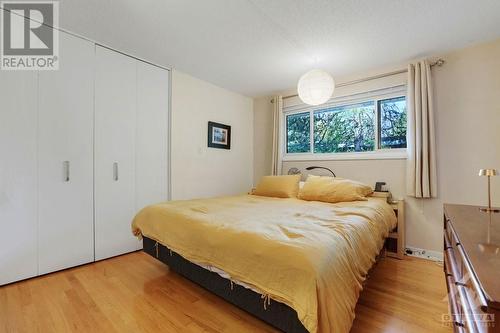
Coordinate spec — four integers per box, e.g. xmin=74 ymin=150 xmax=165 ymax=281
xmin=113 ymin=162 xmax=119 ymax=181
xmin=63 ymin=161 xmax=70 ymax=182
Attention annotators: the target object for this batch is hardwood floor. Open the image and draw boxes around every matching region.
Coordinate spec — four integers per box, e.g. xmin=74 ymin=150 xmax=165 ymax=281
xmin=352 ymin=256 xmax=451 ymax=333
xmin=0 ymin=252 xmax=451 ymax=333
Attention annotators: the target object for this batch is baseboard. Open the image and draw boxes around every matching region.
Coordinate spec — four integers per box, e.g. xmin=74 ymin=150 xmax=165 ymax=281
xmin=404 ymin=246 xmax=443 ymax=262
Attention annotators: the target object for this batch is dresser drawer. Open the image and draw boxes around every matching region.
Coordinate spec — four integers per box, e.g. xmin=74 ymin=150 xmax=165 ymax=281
xmin=446 ymin=220 xmax=464 ymax=278
xmin=444 ymin=218 xmax=493 ymax=333
xmin=456 ymin=245 xmax=492 ymax=333
xmin=447 ymin=220 xmax=489 ymax=310
xmin=444 ymin=251 xmax=484 ymax=332
xmin=444 ymin=242 xmax=468 ymax=332
xmin=445 ymin=274 xmax=467 ymax=333
xmin=445 ymin=222 xmax=463 ymax=280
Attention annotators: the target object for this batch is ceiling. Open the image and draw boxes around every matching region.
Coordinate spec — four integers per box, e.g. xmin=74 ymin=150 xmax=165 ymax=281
xmin=59 ymin=0 xmax=500 ymax=97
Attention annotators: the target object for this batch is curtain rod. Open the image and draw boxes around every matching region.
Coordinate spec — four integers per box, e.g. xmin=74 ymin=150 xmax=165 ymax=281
xmin=277 ymin=58 xmax=445 ymax=101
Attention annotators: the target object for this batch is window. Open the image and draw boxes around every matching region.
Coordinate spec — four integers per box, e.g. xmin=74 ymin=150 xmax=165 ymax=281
xmin=285 ymin=93 xmax=407 ymax=158
xmin=314 ymin=101 xmax=375 ymax=153
xmin=286 ymin=112 xmax=310 ymax=153
xmin=378 ymin=96 xmax=407 ymax=149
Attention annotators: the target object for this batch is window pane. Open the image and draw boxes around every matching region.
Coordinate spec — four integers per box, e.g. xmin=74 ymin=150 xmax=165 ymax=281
xmin=286 ymin=112 xmax=310 ymax=153
xmin=378 ymin=96 xmax=407 ymax=149
xmin=313 ymin=101 xmax=375 ymax=153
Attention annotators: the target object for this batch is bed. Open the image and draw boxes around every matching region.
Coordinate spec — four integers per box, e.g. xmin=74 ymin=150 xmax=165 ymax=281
xmin=132 ymin=194 xmax=396 ymax=333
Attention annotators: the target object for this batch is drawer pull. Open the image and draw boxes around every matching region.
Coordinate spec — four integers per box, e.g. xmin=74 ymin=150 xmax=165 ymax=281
xmin=63 ymin=161 xmax=70 ymax=182
xmin=113 ymin=162 xmax=119 ymax=181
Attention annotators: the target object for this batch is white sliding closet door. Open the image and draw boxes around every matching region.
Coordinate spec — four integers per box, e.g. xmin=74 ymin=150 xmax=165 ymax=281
xmin=136 ymin=62 xmax=170 ymax=250
xmin=94 ymin=46 xmax=138 ymax=260
xmin=0 ymin=71 xmax=38 ymax=285
xmin=38 ymin=31 xmax=95 ymax=274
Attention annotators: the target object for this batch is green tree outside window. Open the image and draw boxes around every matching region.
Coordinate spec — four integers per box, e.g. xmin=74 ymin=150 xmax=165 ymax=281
xmin=285 ymin=96 xmax=407 ymax=154
xmin=313 ymin=102 xmax=375 ymax=153
xmin=286 ymin=112 xmax=310 ymax=153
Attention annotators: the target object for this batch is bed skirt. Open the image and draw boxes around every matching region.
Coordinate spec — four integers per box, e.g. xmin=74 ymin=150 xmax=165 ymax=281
xmin=143 ymin=236 xmax=309 ymax=333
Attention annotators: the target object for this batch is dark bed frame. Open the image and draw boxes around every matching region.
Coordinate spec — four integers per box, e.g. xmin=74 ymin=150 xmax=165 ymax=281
xmin=143 ymin=237 xmax=309 ymax=333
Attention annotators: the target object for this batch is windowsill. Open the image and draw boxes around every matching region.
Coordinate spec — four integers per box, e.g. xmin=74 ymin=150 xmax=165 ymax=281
xmin=282 ymin=149 xmax=407 ymax=162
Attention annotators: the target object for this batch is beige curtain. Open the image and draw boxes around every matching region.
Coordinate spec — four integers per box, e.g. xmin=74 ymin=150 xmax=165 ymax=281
xmin=271 ymin=96 xmax=283 ymax=175
xmin=406 ymin=60 xmax=437 ymax=198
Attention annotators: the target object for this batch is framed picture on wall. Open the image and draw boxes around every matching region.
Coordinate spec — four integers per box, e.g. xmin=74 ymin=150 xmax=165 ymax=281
xmin=208 ymin=121 xmax=231 ymax=149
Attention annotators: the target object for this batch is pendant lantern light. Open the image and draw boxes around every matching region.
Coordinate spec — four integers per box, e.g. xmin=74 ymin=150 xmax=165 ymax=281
xmin=297 ymin=69 xmax=335 ymax=106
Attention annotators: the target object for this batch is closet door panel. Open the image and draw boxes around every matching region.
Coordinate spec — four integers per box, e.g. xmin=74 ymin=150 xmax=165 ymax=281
xmin=136 ymin=63 xmax=169 ymax=207
xmin=94 ymin=46 xmax=137 ymax=260
xmin=136 ymin=62 xmax=170 ymax=250
xmin=38 ymin=31 xmax=95 ymax=274
xmin=0 ymin=71 xmax=38 ymax=285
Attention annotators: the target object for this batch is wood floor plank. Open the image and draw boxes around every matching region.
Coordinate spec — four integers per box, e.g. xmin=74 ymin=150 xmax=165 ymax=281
xmin=0 ymin=252 xmax=451 ymax=333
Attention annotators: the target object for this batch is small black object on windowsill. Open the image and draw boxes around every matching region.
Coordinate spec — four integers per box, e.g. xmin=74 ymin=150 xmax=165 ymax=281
xmin=305 ymin=166 xmax=336 ymax=177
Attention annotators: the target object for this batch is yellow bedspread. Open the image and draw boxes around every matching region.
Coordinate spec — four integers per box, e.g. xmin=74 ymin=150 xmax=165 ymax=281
xmin=132 ymin=195 xmax=396 ymax=333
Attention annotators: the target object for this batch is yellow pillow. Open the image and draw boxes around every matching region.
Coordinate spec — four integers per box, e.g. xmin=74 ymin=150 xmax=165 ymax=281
xmin=298 ymin=175 xmax=373 ymax=203
xmin=253 ymin=175 xmax=301 ymax=198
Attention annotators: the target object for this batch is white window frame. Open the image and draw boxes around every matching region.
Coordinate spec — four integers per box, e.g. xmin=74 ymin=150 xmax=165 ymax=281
xmin=282 ymin=85 xmax=408 ymax=161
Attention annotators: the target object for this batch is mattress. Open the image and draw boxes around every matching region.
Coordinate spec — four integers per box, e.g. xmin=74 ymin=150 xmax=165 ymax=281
xmin=196 ymin=261 xmax=259 ymax=292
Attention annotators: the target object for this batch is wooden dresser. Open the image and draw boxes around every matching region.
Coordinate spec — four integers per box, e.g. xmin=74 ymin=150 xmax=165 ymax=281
xmin=444 ymin=204 xmax=500 ymax=333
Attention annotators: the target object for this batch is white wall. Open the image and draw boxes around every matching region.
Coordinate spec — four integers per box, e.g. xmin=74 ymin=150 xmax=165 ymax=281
xmin=171 ymin=70 xmax=254 ymax=200
xmin=255 ymin=38 xmax=500 ymax=254
xmin=408 ymin=37 xmax=500 ymax=253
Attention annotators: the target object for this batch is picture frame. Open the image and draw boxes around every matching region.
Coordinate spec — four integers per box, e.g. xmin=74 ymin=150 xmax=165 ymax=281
xmin=207 ymin=121 xmax=231 ymax=150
